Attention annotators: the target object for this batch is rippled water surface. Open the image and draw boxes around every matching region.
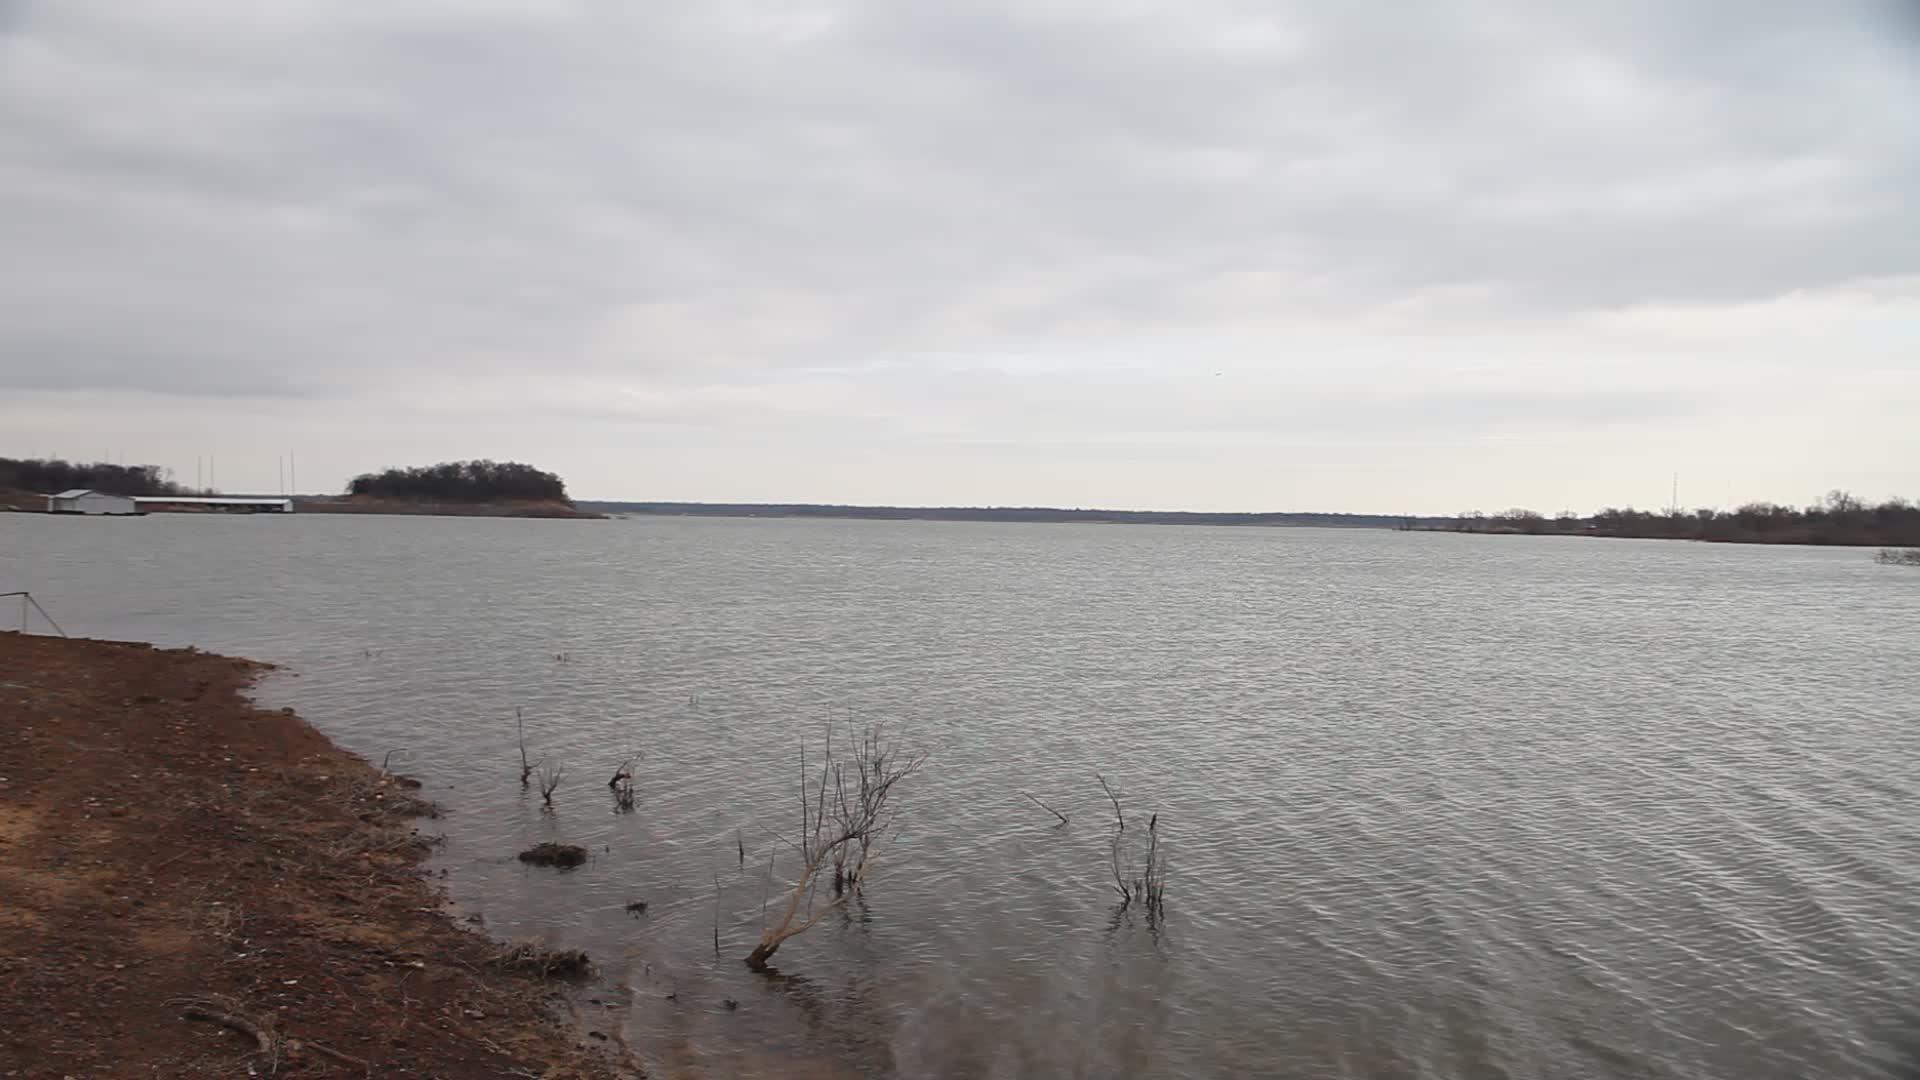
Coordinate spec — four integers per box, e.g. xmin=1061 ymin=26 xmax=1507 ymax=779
xmin=7 ymin=513 xmax=1920 ymax=1077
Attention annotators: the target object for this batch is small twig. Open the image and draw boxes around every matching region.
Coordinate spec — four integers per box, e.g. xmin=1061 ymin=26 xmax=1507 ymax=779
xmin=1022 ymin=791 xmax=1069 ymax=825
xmin=737 ymin=826 xmax=746 ymax=868
xmin=304 ymin=1039 xmax=372 ymax=1076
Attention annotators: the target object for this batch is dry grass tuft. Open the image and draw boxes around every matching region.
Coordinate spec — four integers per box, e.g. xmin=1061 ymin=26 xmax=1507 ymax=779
xmin=490 ymin=942 xmax=592 ymax=980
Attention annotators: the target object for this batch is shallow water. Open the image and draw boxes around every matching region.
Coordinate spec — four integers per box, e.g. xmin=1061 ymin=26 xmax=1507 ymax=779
xmin=6 ymin=513 xmax=1920 ymax=1077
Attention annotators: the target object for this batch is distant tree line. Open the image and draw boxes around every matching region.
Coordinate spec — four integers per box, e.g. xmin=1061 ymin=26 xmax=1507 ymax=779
xmin=0 ymin=456 xmax=184 ymax=496
xmin=347 ymin=460 xmax=571 ymax=504
xmin=578 ymin=501 xmax=1420 ymax=528
xmin=1450 ymin=491 xmax=1920 ymax=547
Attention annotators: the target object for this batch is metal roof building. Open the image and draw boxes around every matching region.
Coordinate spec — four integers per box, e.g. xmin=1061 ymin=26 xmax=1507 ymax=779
xmin=132 ymin=496 xmax=293 ymax=513
xmin=48 ymin=489 xmax=139 ymax=515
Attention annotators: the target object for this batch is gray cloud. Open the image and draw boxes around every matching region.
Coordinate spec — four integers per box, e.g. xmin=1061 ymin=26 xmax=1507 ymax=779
xmin=0 ymin=1 xmax=1915 ymax=508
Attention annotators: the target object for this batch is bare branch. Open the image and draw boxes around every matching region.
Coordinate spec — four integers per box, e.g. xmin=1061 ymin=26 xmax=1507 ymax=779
xmin=608 ymin=756 xmax=637 ymax=812
xmin=1096 ymin=772 xmax=1124 ymax=831
xmin=746 ymin=719 xmax=926 ymax=971
xmin=536 ymin=761 xmax=564 ymax=808
xmin=516 ymin=708 xmax=533 ymax=787
xmin=1022 ymin=791 xmax=1069 ymax=825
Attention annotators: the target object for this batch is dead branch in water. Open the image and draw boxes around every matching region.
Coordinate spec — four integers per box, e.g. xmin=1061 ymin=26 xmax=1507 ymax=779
xmin=1142 ymin=812 xmax=1166 ymax=916
xmin=746 ymin=720 xmax=926 ymax=972
xmin=1022 ymin=791 xmax=1069 ymax=825
xmin=606 ymin=758 xmax=634 ymax=790
xmin=1096 ymin=772 xmax=1124 ymax=831
xmin=516 ymin=708 xmax=533 ymax=787
xmin=608 ymin=755 xmax=637 ymax=812
xmin=1098 ymin=771 xmax=1129 ymax=901
xmin=1095 ymin=772 xmax=1167 ymax=918
xmin=536 ymin=761 xmax=565 ymax=809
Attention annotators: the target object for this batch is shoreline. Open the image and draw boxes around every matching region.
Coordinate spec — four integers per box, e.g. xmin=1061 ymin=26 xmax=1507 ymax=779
xmin=0 ymin=632 xmax=638 ymax=1077
xmin=296 ymin=496 xmax=605 ymax=519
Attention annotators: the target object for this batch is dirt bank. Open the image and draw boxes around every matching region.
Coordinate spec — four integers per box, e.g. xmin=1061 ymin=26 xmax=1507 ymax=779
xmin=0 ymin=632 xmax=638 ymax=1078
xmin=0 ymin=488 xmax=45 ymax=512
xmin=294 ymin=496 xmax=604 ymax=519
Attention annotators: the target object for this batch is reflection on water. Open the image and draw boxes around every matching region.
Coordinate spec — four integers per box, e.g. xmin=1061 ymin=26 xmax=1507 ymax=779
xmin=6 ymin=513 xmax=1920 ymax=1078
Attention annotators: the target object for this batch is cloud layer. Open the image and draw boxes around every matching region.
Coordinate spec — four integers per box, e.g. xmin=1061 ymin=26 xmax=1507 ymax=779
xmin=2 ymin=1 xmax=1916 ymax=510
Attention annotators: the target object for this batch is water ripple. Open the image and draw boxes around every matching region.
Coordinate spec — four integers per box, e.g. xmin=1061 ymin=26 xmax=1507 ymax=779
xmin=5 ymin=514 xmax=1918 ymax=1078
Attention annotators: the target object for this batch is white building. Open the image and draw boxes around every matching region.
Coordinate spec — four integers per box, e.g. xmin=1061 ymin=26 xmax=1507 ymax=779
xmin=48 ymin=489 xmax=139 ymax=515
xmin=133 ymin=496 xmax=293 ymax=514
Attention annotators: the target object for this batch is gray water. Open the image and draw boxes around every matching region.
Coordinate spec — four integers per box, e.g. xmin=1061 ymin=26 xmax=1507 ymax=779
xmin=5 ymin=513 xmax=1919 ymax=1078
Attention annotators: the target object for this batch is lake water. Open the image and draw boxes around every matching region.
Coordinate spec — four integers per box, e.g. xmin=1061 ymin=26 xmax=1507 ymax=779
xmin=5 ymin=513 xmax=1920 ymax=1078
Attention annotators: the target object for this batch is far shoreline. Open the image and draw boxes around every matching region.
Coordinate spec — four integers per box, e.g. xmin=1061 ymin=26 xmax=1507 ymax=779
xmin=295 ymin=494 xmax=605 ymax=519
xmin=577 ymin=500 xmax=1917 ymax=548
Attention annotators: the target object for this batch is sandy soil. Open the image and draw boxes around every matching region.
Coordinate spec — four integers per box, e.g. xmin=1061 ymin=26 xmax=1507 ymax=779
xmin=0 ymin=632 xmax=640 ymax=1078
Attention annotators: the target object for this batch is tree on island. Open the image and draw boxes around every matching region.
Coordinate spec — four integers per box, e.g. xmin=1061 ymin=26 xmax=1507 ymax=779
xmin=347 ymin=460 xmax=571 ymax=504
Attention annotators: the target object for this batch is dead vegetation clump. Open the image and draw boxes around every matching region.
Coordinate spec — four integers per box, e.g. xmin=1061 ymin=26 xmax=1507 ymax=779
xmin=491 ymin=942 xmax=593 ymax=980
xmin=747 ymin=719 xmax=927 ymax=971
xmin=336 ymin=770 xmax=443 ymax=825
xmin=1097 ymin=772 xmax=1168 ymax=920
xmin=608 ymin=754 xmax=637 ymax=812
xmin=517 ymin=841 xmax=588 ymax=868
xmin=328 ymin=824 xmax=442 ymax=861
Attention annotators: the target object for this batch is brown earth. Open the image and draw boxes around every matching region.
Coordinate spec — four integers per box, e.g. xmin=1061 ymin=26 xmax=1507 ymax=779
xmin=0 ymin=632 xmax=640 ymax=1078
xmin=294 ymin=496 xmax=604 ymax=520
xmin=0 ymin=488 xmax=44 ymax=512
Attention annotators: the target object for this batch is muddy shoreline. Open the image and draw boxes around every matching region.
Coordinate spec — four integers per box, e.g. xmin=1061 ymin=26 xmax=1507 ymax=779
xmin=0 ymin=632 xmax=639 ymax=1077
xmin=294 ymin=495 xmax=605 ymax=519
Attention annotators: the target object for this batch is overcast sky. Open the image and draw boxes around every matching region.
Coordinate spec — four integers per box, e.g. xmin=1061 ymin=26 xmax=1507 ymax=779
xmin=2 ymin=1 xmax=1915 ymax=512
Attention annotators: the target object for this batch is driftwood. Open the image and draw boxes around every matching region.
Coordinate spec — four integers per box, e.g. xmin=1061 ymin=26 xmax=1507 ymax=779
xmin=1022 ymin=791 xmax=1069 ymax=825
xmin=173 ymin=994 xmax=373 ymax=1074
xmin=173 ymin=995 xmax=276 ymax=1054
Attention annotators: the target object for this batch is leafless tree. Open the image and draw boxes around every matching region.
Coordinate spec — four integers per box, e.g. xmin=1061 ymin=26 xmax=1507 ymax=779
xmin=746 ymin=721 xmax=926 ymax=972
xmin=537 ymin=761 xmax=565 ymax=809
